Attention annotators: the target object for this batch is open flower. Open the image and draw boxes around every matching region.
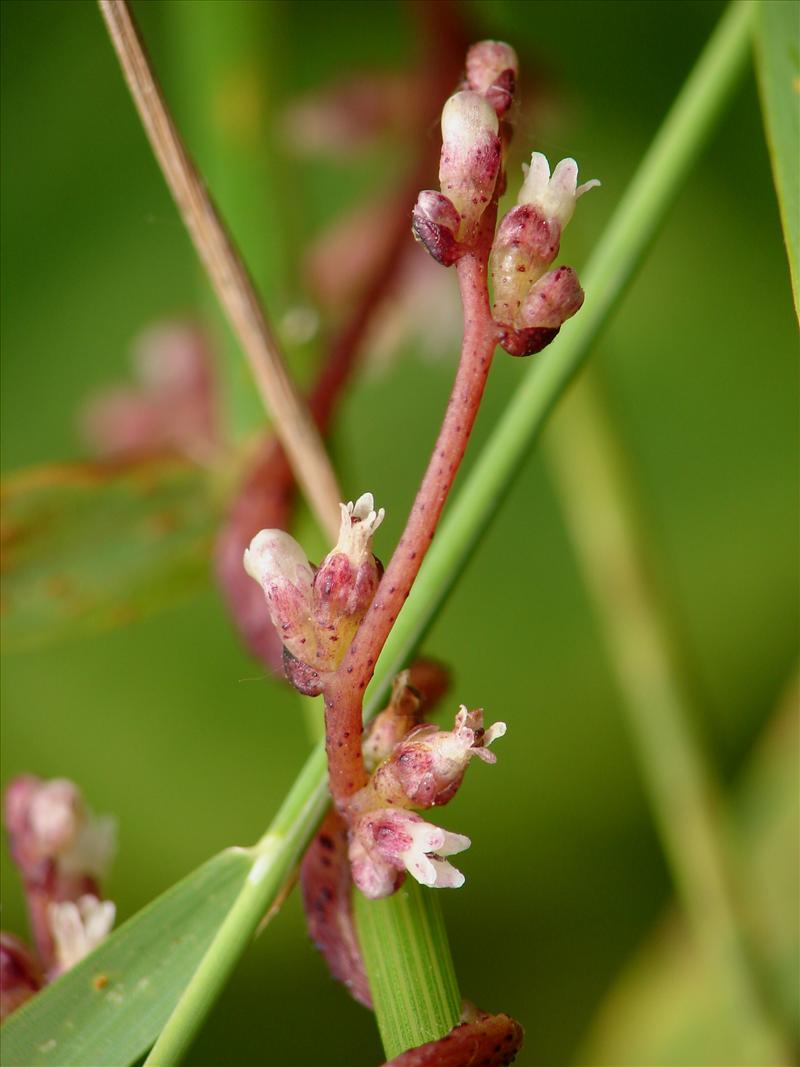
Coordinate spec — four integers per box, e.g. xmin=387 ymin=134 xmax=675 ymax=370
xmin=373 ymin=706 xmax=506 ymax=808
xmin=349 ymin=808 xmax=471 ymax=899
xmin=490 ymin=153 xmax=598 ymax=353
xmin=245 ymin=493 xmax=384 ymax=680
xmin=48 ymin=895 xmax=116 ymax=976
xmin=518 ymin=153 xmax=600 ymax=230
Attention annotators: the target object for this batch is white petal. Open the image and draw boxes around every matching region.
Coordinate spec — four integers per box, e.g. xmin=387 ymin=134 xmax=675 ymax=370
xmin=441 ymin=91 xmax=499 ymax=148
xmin=428 ymin=857 xmax=466 ymax=889
xmin=243 ymin=529 xmax=313 ymax=590
xmin=437 ymin=830 xmax=471 ymax=856
xmin=484 ymin=721 xmax=507 ymax=747
xmin=405 ymin=851 xmax=438 ymax=887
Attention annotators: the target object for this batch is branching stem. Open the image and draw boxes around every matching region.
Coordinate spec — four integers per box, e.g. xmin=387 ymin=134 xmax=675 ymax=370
xmin=322 ymin=208 xmax=500 ymax=810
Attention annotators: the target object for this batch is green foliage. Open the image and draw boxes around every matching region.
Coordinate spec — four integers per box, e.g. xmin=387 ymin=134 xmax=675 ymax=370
xmin=0 ymin=849 xmax=253 ymax=1067
xmin=754 ymin=0 xmax=800 ymax=317
xmin=0 ymin=459 xmax=218 ymax=652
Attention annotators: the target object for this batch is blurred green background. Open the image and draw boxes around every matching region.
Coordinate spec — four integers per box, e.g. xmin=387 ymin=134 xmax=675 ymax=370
xmin=1 ymin=1 xmax=797 ymax=1065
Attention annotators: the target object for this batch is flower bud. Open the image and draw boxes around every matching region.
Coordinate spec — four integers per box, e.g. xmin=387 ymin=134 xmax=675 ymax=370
xmin=519 ymin=265 xmax=584 ymax=329
xmin=0 ymin=933 xmax=42 ymax=1021
xmin=372 ymin=706 xmax=506 ymax=808
xmin=497 ymin=324 xmax=560 ymax=358
xmin=348 ymin=807 xmax=471 ymax=899
xmin=243 ymin=529 xmax=317 ymax=666
xmin=439 ymin=91 xmax=501 ymax=242
xmin=411 ymin=190 xmax=463 ymax=266
xmin=489 ymin=204 xmax=561 ymax=325
xmin=518 ymin=153 xmax=600 ymax=231
xmin=465 ymin=40 xmax=519 ymax=117
xmin=362 ymin=670 xmax=425 ymax=772
xmin=311 ymin=493 xmax=384 ymax=670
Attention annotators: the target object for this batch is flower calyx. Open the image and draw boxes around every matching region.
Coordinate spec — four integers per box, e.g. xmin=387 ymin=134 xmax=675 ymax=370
xmin=244 ymin=493 xmax=384 ymax=688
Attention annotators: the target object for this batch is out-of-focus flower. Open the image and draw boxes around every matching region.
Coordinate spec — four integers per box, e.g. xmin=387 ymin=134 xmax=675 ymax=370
xmin=281 ymin=73 xmax=420 ymax=157
xmin=3 ymin=775 xmax=116 ymax=974
xmin=80 ymin=322 xmax=218 ymax=464
xmin=0 ymin=932 xmax=43 ymax=1021
xmin=48 ymin=895 xmax=115 ymax=976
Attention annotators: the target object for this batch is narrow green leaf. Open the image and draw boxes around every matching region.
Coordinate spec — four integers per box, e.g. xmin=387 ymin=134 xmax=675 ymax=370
xmin=755 ymin=0 xmax=800 ymax=317
xmin=0 ymin=848 xmax=253 ymax=1067
xmin=0 ymin=458 xmax=218 ymax=652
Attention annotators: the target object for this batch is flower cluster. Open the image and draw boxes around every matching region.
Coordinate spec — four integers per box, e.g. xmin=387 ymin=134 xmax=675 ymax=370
xmin=348 ymin=679 xmax=506 ymax=899
xmin=412 ymin=41 xmax=517 ymax=264
xmin=244 ymin=492 xmax=384 ymax=692
xmin=2 ymin=776 xmax=116 ymax=1018
xmin=413 ymin=39 xmax=599 ymax=357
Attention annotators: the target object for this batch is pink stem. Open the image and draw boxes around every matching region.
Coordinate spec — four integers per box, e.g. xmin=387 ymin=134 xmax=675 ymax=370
xmin=323 ymin=207 xmax=500 ymax=809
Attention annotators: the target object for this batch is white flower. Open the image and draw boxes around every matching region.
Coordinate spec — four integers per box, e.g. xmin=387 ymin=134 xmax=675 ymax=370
xmin=400 ymin=819 xmax=471 ymax=889
xmin=49 ymin=895 xmax=116 ymax=973
xmin=519 ymin=153 xmax=600 ymax=229
xmin=349 ymin=808 xmax=471 ymax=898
xmin=334 ymin=493 xmax=385 ymax=566
xmin=27 ymin=779 xmax=116 ymax=879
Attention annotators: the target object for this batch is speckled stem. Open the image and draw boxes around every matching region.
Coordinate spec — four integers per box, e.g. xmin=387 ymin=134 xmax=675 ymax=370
xmin=323 ymin=207 xmax=500 ymax=810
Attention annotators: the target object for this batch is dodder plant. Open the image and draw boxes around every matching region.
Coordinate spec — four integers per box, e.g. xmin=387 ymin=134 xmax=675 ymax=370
xmin=1 ymin=1 xmax=797 ymax=1065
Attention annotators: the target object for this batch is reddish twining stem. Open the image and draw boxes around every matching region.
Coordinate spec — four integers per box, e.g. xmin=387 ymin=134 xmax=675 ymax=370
xmin=323 ymin=207 xmax=500 ymax=809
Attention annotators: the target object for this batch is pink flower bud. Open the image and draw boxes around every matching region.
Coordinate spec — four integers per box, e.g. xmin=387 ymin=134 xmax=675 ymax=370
xmin=311 ymin=493 xmax=384 ymax=670
xmin=497 ymin=324 xmax=560 ymax=358
xmin=439 ymin=91 xmax=501 ymax=243
xmin=372 ymin=706 xmax=506 ymax=808
xmin=465 ymin=40 xmax=519 ymax=117
xmin=518 ymin=153 xmax=599 ymax=231
xmin=411 ymin=190 xmax=463 ymax=266
xmin=243 ymin=529 xmax=318 ymax=666
xmin=0 ymin=932 xmax=42 ymax=1021
xmin=349 ymin=808 xmax=471 ymax=899
xmin=489 ymin=204 xmax=561 ymax=325
xmin=519 ymin=266 xmax=585 ymax=329
xmin=362 ymin=670 xmax=425 ymax=772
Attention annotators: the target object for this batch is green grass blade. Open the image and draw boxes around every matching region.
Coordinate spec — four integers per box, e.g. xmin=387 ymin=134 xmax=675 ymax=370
xmin=754 ymin=0 xmax=800 ymax=318
xmin=0 ymin=459 xmax=217 ymax=653
xmin=354 ymin=881 xmax=461 ymax=1060
xmin=0 ymin=848 xmax=253 ymax=1067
